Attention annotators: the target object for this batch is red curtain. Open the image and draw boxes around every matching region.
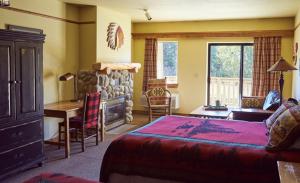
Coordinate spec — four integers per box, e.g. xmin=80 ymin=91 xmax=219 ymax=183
xmin=252 ymin=37 xmax=281 ymax=96
xmin=143 ymin=38 xmax=157 ymax=93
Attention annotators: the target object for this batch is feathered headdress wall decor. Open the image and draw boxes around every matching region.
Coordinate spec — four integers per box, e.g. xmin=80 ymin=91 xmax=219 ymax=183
xmin=107 ymin=22 xmax=124 ymax=50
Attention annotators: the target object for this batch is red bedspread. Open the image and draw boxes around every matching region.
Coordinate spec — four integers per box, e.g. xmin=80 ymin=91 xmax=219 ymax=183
xmin=100 ymin=115 xmax=300 ymax=183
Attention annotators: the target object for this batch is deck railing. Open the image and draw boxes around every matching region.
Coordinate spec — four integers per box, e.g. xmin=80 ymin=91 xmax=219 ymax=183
xmin=209 ymin=77 xmax=252 ymax=107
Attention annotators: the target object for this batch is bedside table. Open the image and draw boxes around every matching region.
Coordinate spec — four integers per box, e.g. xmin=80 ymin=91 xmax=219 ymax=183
xmin=277 ymin=161 xmax=300 ymax=183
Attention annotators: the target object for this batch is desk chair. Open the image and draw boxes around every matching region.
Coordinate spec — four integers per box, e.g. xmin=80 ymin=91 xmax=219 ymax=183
xmin=58 ymin=92 xmax=101 ymax=152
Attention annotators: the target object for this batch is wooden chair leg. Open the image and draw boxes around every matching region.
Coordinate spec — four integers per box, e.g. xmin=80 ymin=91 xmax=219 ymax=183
xmin=75 ymin=129 xmax=79 ymax=142
xmin=81 ymin=127 xmax=85 ymax=152
xmin=58 ymin=124 xmax=61 ymax=149
xmin=96 ymin=125 xmax=99 ymax=145
xmin=149 ymin=108 xmax=152 ymax=122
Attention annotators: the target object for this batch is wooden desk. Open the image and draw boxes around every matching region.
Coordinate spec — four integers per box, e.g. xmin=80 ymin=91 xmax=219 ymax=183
xmin=44 ymin=101 xmax=105 ymax=158
xmin=277 ymin=161 xmax=300 ymax=183
xmin=189 ymin=106 xmax=232 ymax=119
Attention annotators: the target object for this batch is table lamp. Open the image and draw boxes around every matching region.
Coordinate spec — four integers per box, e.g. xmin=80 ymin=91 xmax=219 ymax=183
xmin=267 ymin=57 xmax=297 ymax=105
xmin=59 ymin=72 xmax=79 ymax=102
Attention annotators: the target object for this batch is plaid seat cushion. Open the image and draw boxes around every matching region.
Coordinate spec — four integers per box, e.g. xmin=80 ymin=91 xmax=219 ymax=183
xmin=23 ymin=173 xmax=99 ymax=183
xmin=68 ymin=116 xmax=98 ymax=129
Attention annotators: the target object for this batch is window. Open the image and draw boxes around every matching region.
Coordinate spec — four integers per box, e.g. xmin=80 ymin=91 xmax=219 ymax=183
xmin=157 ymin=41 xmax=178 ymax=84
xmin=208 ymin=43 xmax=254 ymax=107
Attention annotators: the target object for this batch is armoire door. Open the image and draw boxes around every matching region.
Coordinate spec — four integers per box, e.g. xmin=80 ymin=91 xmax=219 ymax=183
xmin=0 ymin=40 xmax=16 ymax=125
xmin=15 ymin=42 xmax=43 ymax=120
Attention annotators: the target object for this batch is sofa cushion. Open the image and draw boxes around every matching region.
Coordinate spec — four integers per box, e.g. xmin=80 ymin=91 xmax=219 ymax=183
xmin=263 ymin=90 xmax=280 ymax=110
xmin=266 ymin=105 xmax=300 ymax=150
xmin=265 ymin=101 xmax=297 ymax=129
xmin=241 ymin=97 xmax=265 ymax=108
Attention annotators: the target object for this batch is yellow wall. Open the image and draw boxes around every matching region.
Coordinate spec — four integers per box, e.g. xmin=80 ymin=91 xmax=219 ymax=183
xmin=79 ymin=6 xmax=97 ymax=70
xmin=0 ymin=0 xmax=80 ymax=139
xmin=132 ymin=18 xmax=295 ymax=114
xmin=293 ymin=9 xmax=300 ymax=100
xmin=96 ymin=6 xmax=131 ymax=63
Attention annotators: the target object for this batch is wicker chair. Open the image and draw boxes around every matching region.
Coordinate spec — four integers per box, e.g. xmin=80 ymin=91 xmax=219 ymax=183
xmin=145 ymin=87 xmax=172 ymax=122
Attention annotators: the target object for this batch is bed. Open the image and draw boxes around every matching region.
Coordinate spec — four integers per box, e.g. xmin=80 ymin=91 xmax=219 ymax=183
xmin=100 ymin=115 xmax=300 ymax=183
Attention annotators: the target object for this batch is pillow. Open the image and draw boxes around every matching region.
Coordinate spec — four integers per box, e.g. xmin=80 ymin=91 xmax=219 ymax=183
xmin=266 ymin=105 xmax=300 ymax=151
xmin=263 ymin=90 xmax=280 ymax=110
xmin=265 ymin=101 xmax=297 ymax=130
xmin=288 ymin=98 xmax=299 ymax=105
xmin=241 ymin=97 xmax=265 ymax=108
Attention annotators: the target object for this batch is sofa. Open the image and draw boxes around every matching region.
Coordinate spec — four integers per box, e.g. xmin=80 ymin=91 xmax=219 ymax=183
xmin=232 ymin=90 xmax=280 ymax=121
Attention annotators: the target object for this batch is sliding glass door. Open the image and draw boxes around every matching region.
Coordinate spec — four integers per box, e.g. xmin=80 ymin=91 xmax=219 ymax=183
xmin=207 ymin=43 xmax=253 ymax=107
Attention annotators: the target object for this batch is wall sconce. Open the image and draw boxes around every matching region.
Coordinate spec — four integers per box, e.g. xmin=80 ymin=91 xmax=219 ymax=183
xmin=59 ymin=72 xmax=79 ymax=102
xmin=0 ymin=0 xmax=10 ymax=7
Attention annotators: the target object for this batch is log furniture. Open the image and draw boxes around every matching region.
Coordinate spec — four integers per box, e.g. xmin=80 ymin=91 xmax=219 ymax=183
xmin=0 ymin=29 xmax=45 ymax=179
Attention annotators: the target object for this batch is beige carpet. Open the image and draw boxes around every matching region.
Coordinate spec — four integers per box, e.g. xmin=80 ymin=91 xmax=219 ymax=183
xmin=106 ymin=124 xmax=137 ymax=134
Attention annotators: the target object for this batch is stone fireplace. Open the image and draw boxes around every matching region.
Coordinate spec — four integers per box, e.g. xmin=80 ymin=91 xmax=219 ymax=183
xmin=77 ymin=62 xmax=141 ymax=130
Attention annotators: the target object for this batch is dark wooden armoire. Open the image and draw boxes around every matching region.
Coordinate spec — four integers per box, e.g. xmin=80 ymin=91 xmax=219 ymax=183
xmin=0 ymin=29 xmax=45 ymax=179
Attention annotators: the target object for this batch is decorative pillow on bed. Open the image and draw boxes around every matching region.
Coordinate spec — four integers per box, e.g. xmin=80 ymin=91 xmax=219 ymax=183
xmin=266 ymin=105 xmax=300 ymax=151
xmin=265 ymin=101 xmax=297 ymax=130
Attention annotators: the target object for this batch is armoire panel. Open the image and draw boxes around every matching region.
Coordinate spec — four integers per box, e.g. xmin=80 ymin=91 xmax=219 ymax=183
xmin=0 ymin=41 xmax=15 ymax=124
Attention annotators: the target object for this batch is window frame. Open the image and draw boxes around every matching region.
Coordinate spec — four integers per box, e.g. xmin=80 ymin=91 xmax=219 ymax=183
xmin=207 ymin=42 xmax=254 ymax=106
xmin=157 ymin=41 xmax=179 ymax=86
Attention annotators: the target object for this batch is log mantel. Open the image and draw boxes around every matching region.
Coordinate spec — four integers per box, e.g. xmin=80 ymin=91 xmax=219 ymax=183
xmin=92 ymin=62 xmax=141 ymax=74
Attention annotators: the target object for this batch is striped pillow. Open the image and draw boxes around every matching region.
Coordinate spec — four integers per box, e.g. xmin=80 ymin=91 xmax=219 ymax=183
xmin=265 ymin=101 xmax=297 ymax=130
xmin=266 ymin=105 xmax=300 ymax=150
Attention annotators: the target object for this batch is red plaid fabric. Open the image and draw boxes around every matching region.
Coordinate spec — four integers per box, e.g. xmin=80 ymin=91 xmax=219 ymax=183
xmin=143 ymin=38 xmax=158 ymax=93
xmin=69 ymin=92 xmax=101 ymax=129
xmin=252 ymin=37 xmax=281 ymax=97
xmin=84 ymin=92 xmax=101 ymax=127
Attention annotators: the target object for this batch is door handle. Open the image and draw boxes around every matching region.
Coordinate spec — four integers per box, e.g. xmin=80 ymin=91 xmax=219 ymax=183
xmin=8 ymin=81 xmax=21 ymax=84
xmin=9 ymin=81 xmax=17 ymax=84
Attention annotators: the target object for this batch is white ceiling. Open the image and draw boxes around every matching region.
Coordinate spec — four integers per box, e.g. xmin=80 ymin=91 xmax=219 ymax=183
xmin=60 ymin=0 xmax=300 ymax=22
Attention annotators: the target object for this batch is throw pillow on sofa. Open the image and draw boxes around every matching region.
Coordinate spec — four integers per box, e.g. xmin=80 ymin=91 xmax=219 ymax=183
xmin=265 ymin=101 xmax=297 ymax=130
xmin=266 ymin=105 xmax=300 ymax=151
xmin=263 ymin=90 xmax=280 ymax=110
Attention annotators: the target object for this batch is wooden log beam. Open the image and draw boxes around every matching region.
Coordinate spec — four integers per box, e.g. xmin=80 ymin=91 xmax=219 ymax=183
xmin=98 ymin=67 xmax=111 ymax=75
xmin=92 ymin=62 xmax=141 ymax=73
xmin=0 ymin=6 xmax=95 ymax=24
xmin=132 ymin=30 xmax=294 ymax=39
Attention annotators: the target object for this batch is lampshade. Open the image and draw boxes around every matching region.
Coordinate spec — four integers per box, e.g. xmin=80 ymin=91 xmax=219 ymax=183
xmin=59 ymin=73 xmax=75 ymax=81
xmin=267 ymin=57 xmax=297 ymax=72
